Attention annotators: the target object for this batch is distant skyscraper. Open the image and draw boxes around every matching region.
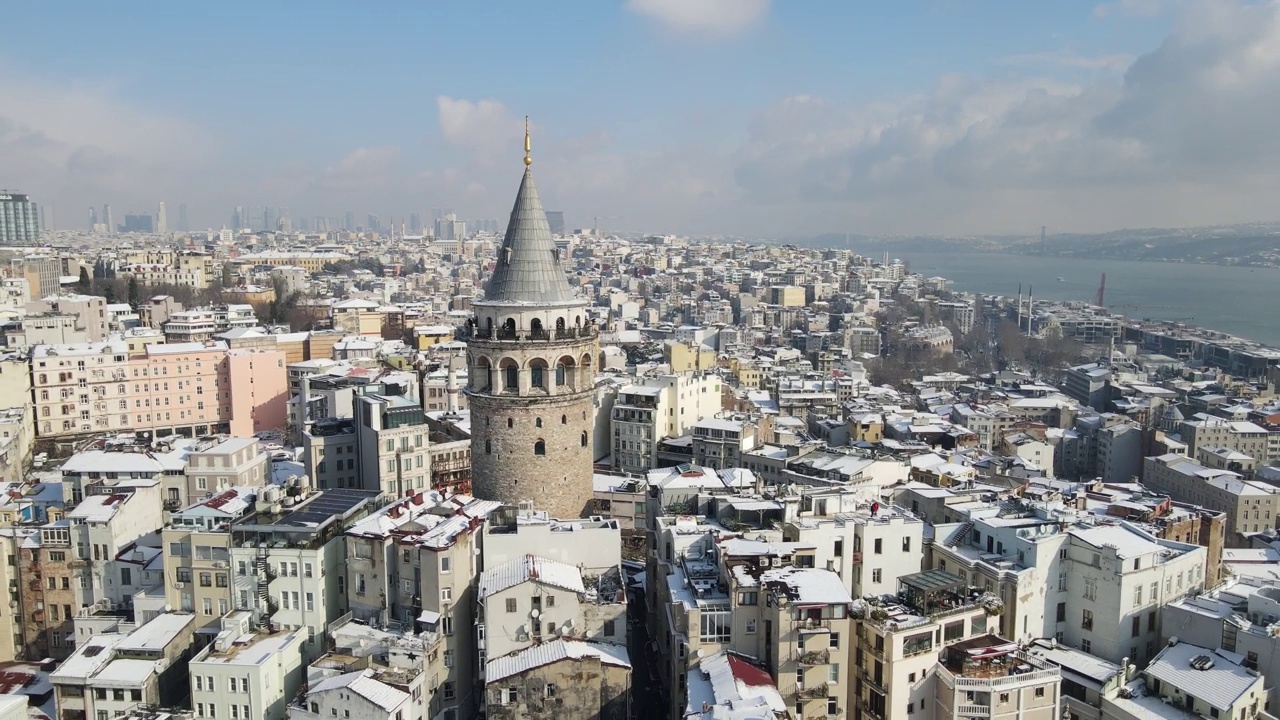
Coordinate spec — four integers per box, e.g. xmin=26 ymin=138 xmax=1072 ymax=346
xmin=122 ymin=214 xmax=154 ymax=233
xmin=367 ymin=213 xmax=380 ymax=233
xmin=546 ymin=210 xmax=564 ymax=236
xmin=409 ymin=213 xmax=423 ymax=234
xmin=344 ymin=211 xmax=355 ymax=231
xmin=178 ymin=203 xmax=189 ymax=232
xmin=103 ymin=204 xmax=114 ymax=233
xmin=156 ymin=202 xmax=168 ymax=234
xmin=0 ymin=191 xmax=40 ymax=243
xmin=88 ymin=206 xmax=98 ymax=230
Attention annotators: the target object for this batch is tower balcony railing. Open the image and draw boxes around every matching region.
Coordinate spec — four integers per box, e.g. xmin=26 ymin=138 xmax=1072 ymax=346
xmin=464 ymin=325 xmax=599 ymax=342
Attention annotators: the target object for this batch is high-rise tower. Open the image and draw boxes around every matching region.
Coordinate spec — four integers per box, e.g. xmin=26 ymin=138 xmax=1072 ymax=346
xmin=465 ymin=120 xmax=597 ymax=519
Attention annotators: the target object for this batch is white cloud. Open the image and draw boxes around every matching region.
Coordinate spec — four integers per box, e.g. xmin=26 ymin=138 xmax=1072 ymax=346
xmin=1092 ymin=0 xmax=1176 ymax=19
xmin=1001 ymin=50 xmax=1134 ymax=72
xmin=436 ymin=96 xmax=521 ymax=150
xmin=0 ymin=61 xmax=213 ymax=219
xmin=626 ymin=0 xmax=769 ymax=37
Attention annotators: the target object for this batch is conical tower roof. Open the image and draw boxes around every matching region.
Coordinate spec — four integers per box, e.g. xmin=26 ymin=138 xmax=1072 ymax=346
xmin=482 ymin=165 xmax=578 ymax=305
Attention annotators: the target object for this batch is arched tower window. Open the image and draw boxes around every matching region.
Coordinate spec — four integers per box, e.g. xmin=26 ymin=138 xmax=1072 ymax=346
xmin=530 ymin=361 xmax=546 ymax=388
xmin=555 ymin=363 xmax=566 ymax=386
xmin=561 ymin=414 xmax=567 ymax=425
xmin=485 ymin=439 xmax=492 ymax=454
xmin=535 ymin=417 xmax=542 ymax=428
xmin=581 ymin=431 xmax=588 ymax=447
xmin=505 ymin=365 xmax=518 ymax=391
xmin=507 ymin=418 xmax=514 ymax=429
xmin=534 ymin=440 xmax=546 ymax=456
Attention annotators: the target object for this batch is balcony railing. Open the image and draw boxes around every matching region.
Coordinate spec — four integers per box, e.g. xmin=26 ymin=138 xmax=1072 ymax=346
xmin=795 ymin=617 xmax=831 ymax=632
xmin=791 ymin=682 xmax=828 ymax=699
xmin=956 ymin=704 xmax=991 ymax=716
xmin=796 ymin=649 xmax=830 ymax=665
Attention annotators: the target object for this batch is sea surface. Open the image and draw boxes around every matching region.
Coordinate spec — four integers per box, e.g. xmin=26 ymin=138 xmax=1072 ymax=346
xmin=862 ymin=248 xmax=1280 ymax=347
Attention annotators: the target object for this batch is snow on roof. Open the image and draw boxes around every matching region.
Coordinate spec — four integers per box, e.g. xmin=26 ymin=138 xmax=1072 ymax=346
xmin=699 ymin=651 xmax=787 ymax=718
xmin=309 ymin=669 xmax=409 ymax=712
xmin=91 ymin=658 xmax=159 ymax=687
xmin=760 ymin=567 xmax=852 ymax=606
xmin=67 ymin=493 xmax=133 ymax=523
xmin=1144 ymin=642 xmax=1259 ymax=712
xmin=117 ymin=613 xmax=195 ymax=653
xmin=485 ymin=639 xmax=630 ymax=684
xmin=478 ymin=555 xmax=585 ymax=600
xmin=1069 ymin=524 xmax=1168 ymax=559
xmin=50 ymin=634 xmax=126 ymax=680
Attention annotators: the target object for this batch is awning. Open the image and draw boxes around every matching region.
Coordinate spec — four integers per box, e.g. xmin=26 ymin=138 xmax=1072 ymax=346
xmin=417 ymin=610 xmax=440 ymax=625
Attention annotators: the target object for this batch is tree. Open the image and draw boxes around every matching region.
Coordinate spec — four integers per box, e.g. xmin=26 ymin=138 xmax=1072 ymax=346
xmin=77 ymin=267 xmax=91 ymax=292
xmin=127 ymin=277 xmax=140 ymax=308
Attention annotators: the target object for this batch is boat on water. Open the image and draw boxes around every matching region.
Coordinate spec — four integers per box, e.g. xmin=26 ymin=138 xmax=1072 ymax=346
xmin=1056 ymin=276 xmax=1065 ymax=282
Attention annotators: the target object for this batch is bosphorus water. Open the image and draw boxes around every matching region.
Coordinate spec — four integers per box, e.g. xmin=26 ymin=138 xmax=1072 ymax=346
xmin=866 ymin=248 xmax=1280 ymax=347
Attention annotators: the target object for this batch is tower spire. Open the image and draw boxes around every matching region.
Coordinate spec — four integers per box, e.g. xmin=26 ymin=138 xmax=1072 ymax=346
xmin=524 ymin=116 xmax=532 ymax=166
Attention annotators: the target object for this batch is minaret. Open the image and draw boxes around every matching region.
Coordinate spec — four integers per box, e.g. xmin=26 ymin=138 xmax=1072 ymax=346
xmin=465 ymin=119 xmax=598 ymax=519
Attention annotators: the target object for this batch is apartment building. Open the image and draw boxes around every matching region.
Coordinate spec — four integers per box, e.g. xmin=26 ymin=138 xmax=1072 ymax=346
xmin=484 ymin=639 xmax=631 ymax=720
xmin=1178 ymin=417 xmax=1273 ymax=463
xmin=344 ymin=490 xmax=494 ymax=720
xmin=784 ymin=502 xmax=925 ymax=599
xmin=189 ymin=611 xmax=307 ymax=720
xmin=355 ymin=393 xmax=430 ymax=496
xmin=68 ymin=479 xmax=165 ymax=608
xmin=932 ymin=511 xmax=1206 ymax=668
xmin=477 ymin=554 xmax=627 ymax=664
xmin=229 ymin=488 xmax=379 ymax=662
xmin=31 ymin=338 xmax=285 ymax=440
xmin=291 ymin=617 xmax=437 ymax=720
xmin=854 ymin=570 xmax=995 ymax=720
xmin=691 ymin=417 xmax=757 ymax=470
xmin=611 ymin=372 xmax=721 ymax=474
xmin=184 ymin=437 xmax=268 ymax=503
xmin=1143 ymin=454 xmax=1280 ymax=542
xmin=50 ymin=612 xmax=197 ymax=720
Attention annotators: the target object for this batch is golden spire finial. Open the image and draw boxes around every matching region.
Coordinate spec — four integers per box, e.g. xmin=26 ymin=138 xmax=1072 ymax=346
xmin=524 ymin=116 xmax=532 ymax=166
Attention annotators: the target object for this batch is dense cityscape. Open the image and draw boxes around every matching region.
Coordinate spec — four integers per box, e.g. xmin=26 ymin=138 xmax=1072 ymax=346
xmin=0 ymin=123 xmax=1278 ymax=720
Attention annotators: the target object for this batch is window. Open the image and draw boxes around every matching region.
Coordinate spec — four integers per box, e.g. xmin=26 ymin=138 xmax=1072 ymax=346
xmin=1082 ymin=609 xmax=1093 ymax=631
xmin=902 ymin=536 xmax=911 ymax=552
xmin=872 ymin=568 xmax=882 ymax=583
xmin=1148 ymin=610 xmax=1157 ymax=632
xmin=1056 ymin=603 xmax=1066 ymax=622
xmin=699 ymin=609 xmax=731 ymax=643
xmin=1035 ymin=687 xmax=1045 ymax=698
xmin=1084 ymin=578 xmax=1096 ymax=601
xmin=874 ymin=538 xmax=883 ymax=554
xmin=828 ymin=697 xmax=840 ymax=715
xmin=738 ymin=591 xmax=757 ymax=606
xmin=581 ymin=431 xmax=588 ymax=447
xmin=829 ymin=632 xmax=839 ymax=649
xmin=506 ymin=598 xmax=517 ymax=613
xmin=1132 ymin=616 xmax=1141 ymax=637
xmin=746 ymin=618 xmax=757 ymax=634
xmin=999 ymin=693 xmax=1010 ymax=704
xmin=1081 ymin=638 xmax=1091 ymax=653
xmin=444 ymin=649 xmax=454 ymax=667
xmin=534 ymin=440 xmax=545 ymax=456
xmin=199 ymin=572 xmax=212 ymax=587
xmin=1058 ymin=572 xmax=1067 ymax=591
xmin=1133 ymin=584 xmax=1143 ymax=607
xmin=829 ymin=664 xmax=840 ymax=683
xmin=306 ymin=593 xmax=314 ymax=611
xmin=441 ymin=587 xmax=452 ymax=602
xmin=604 ymin=619 xmax=616 ymax=636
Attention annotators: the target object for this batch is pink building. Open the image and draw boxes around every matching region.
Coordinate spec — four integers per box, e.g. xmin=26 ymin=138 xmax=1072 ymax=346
xmin=225 ymin=348 xmax=288 ymax=436
xmin=128 ymin=342 xmax=233 ymax=434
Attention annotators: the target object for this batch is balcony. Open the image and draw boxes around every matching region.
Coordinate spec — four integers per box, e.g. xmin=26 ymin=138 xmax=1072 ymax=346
xmin=163 ymin=499 xmax=182 ymax=511
xmin=796 ymin=649 xmax=830 ymax=666
xmin=791 ymin=682 xmax=829 ymax=700
xmin=956 ymin=704 xmax=991 ymax=716
xmin=794 ymin=617 xmax=831 ymax=633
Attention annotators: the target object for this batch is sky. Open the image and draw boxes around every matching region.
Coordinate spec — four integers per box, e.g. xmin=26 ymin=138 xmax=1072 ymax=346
xmin=2 ymin=0 xmax=1279 ymax=237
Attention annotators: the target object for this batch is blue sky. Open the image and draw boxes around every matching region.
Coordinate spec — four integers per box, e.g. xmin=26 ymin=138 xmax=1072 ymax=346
xmin=4 ymin=0 xmax=1278 ymax=236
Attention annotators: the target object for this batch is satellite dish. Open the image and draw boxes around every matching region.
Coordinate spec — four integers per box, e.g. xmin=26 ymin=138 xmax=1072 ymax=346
xmin=164 ymin=604 xmax=173 ymax=612
xmin=530 ymin=609 xmax=540 ymax=619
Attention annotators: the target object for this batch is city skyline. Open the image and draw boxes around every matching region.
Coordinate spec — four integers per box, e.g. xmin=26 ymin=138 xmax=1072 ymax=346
xmin=3 ymin=1 xmax=1280 ymax=236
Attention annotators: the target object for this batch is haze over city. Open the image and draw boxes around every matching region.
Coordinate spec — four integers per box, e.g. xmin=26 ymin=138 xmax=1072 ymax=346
xmin=6 ymin=0 xmax=1280 ymax=236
